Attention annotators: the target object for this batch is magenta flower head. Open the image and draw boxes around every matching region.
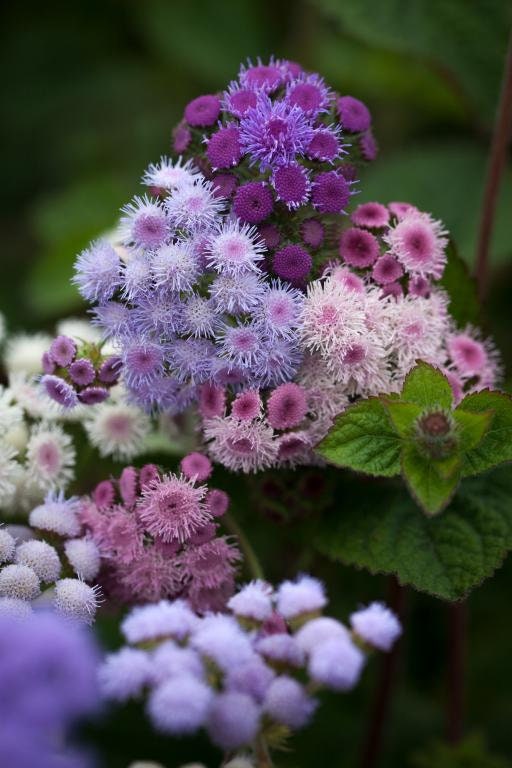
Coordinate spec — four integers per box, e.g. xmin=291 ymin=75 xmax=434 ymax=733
xmin=272 ymin=163 xmax=310 ymax=209
xmin=48 ymin=335 xmax=76 ymax=368
xmin=233 ymin=181 xmax=273 ymax=223
xmin=337 ymin=95 xmax=371 ymax=133
xmin=371 ymin=254 xmax=404 ymax=284
xmin=137 ymin=474 xmax=210 ymax=543
xmin=307 ymin=126 xmax=341 ymax=162
xmin=360 ymin=130 xmax=378 ymax=161
xmin=267 ymin=382 xmax=308 ymax=430
xmin=351 ymin=201 xmax=390 ymax=229
xmin=207 ymin=124 xmax=242 ymax=169
xmin=272 ymin=245 xmax=312 ymax=284
xmin=231 ymin=390 xmax=262 ymax=421
xmin=184 ymin=94 xmax=221 ymax=127
xmin=180 ymin=452 xmax=213 ymax=483
xmin=239 ymin=58 xmax=285 ymax=92
xmin=300 ymin=218 xmax=324 ymax=249
xmin=172 ymin=120 xmax=192 ymax=153
xmin=205 ymin=488 xmax=229 ymax=518
xmin=312 ymin=171 xmax=351 ymax=214
xmin=339 ymin=227 xmax=380 ymax=268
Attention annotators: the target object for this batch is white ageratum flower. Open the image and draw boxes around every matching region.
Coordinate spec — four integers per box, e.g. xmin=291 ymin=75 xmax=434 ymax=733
xmin=0 ymin=388 xmax=24 ymax=438
xmin=0 ymin=443 xmax=22 ymax=508
xmin=4 ymin=332 xmax=52 ymax=376
xmin=83 ymin=401 xmax=151 ymax=459
xmin=7 ymin=373 xmax=61 ymax=420
xmin=25 ymin=423 xmax=76 ymax=491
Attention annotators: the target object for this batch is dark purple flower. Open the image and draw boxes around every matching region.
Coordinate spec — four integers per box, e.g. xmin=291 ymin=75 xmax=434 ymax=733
xmin=98 ymin=356 xmax=122 ymax=384
xmin=239 ymin=60 xmax=284 ymax=92
xmin=307 ymin=127 xmax=341 ymax=162
xmin=337 ymin=96 xmax=371 ymax=133
xmin=69 ymin=358 xmax=96 ymax=386
xmin=78 ymin=386 xmax=110 ymax=405
xmin=272 ymin=163 xmax=310 ymax=209
xmin=206 ymin=125 xmax=242 ymax=169
xmin=273 ymin=245 xmax=312 ymax=284
xmin=173 ymin=121 xmax=192 ymax=153
xmin=184 ymin=95 xmax=221 ymax=127
xmin=233 ymin=181 xmax=273 ymax=224
xmin=239 ymin=96 xmax=313 ymax=171
xmin=311 ymin=171 xmax=351 ymax=214
xmin=360 ymin=130 xmax=378 ymax=161
xmin=48 ymin=335 xmax=76 ymax=368
xmin=211 ymin=173 xmax=237 ymax=199
xmin=300 ymin=219 xmax=324 ymax=249
xmin=339 ymin=227 xmax=380 ymax=268
xmin=41 ymin=375 xmax=79 ymax=408
xmin=223 ymin=85 xmax=258 ymax=117
xmin=257 ymin=223 xmax=281 ymax=249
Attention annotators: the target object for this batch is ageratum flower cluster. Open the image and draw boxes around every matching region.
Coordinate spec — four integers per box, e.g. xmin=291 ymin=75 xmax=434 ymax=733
xmin=79 ymin=455 xmax=240 ymax=611
xmin=0 ymin=493 xmax=102 ymax=623
xmin=99 ymin=576 xmax=401 ymax=757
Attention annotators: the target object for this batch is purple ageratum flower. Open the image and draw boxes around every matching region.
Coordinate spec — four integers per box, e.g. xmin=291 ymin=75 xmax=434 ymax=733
xmin=180 ymin=452 xmax=213 ymax=483
xmin=48 ymin=335 xmax=76 ymax=368
xmin=91 ymin=301 xmax=132 ymax=338
xmin=351 ymin=202 xmax=390 ymax=229
xmin=165 ymin=177 xmax=225 ymax=232
xmin=371 ymin=254 xmax=404 ymax=284
xmin=306 ymin=126 xmax=343 ymax=163
xmin=41 ymin=351 xmax=55 ymax=375
xmin=137 ymin=473 xmax=210 ymax=544
xmin=272 ymin=163 xmax=310 ymax=209
xmin=78 ymin=386 xmax=110 ymax=405
xmin=337 ymin=95 xmax=371 ymax=133
xmin=181 ymin=294 xmax=221 ymax=338
xmin=98 ymin=355 xmax=122 ymax=384
xmin=120 ymin=195 xmax=171 ymax=252
xmin=206 ymin=691 xmax=260 ymax=750
xmin=300 ymin=218 xmax=324 ymax=249
xmin=272 ymin=244 xmax=312 ymax=284
xmin=184 ymin=94 xmax=221 ymax=127
xmin=350 ymin=602 xmax=402 ymax=651
xmin=73 ymin=239 xmax=121 ymax=303
xmin=311 ymin=171 xmax=351 ymax=214
xmin=172 ymin=120 xmax=192 ymax=153
xmin=233 ymin=181 xmax=273 ymax=224
xmin=211 ymin=172 xmax=238 ymax=199
xmin=218 ymin=322 xmax=264 ymax=369
xmin=339 ymin=227 xmax=380 ymax=268
xmin=222 ymin=81 xmax=258 ymax=117
xmin=257 ymin=222 xmax=281 ymax=249
xmin=254 ymin=337 xmax=303 ymax=388
xmin=168 ymin=338 xmax=215 ymax=384
xmin=267 ymin=382 xmax=308 ymax=430
xmin=360 ymin=130 xmax=378 ymax=161
xmin=68 ymin=358 xmax=95 ymax=386
xmin=286 ymin=73 xmax=332 ymax=116
xmin=239 ymin=58 xmax=285 ymax=92
xmin=263 ymin=676 xmax=317 ymax=729
xmin=131 ymin=290 xmax=184 ymax=337
xmin=151 ymin=240 xmax=200 ymax=293
xmin=258 ymin=280 xmax=304 ymax=339
xmin=122 ymin=337 xmax=166 ymax=388
xmin=209 ymin=271 xmax=265 ymax=315
xmin=206 ymin=124 xmax=242 ymax=169
xmin=41 ymin=375 xmax=79 ymax=408
xmin=120 ymin=254 xmax=152 ymax=302
xmin=207 ymin=219 xmax=266 ymax=275
xmin=239 ymin=95 xmax=314 ymax=171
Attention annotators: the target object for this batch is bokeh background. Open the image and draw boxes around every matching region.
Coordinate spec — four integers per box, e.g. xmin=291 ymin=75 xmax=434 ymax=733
xmin=2 ymin=1 xmax=512 ymax=766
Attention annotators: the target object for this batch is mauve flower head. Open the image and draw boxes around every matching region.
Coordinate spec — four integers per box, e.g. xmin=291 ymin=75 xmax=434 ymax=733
xmin=307 ymin=125 xmax=343 ymax=163
xmin=137 ymin=474 xmax=209 ymax=544
xmin=352 ymin=201 xmax=390 ymax=229
xmin=68 ymin=358 xmax=95 ymax=386
xmin=205 ymin=488 xmax=229 ymax=517
xmin=198 ymin=382 xmax=226 ymax=418
xmin=350 ymin=601 xmax=402 ymax=651
xmin=339 ymin=227 xmax=380 ymax=268
xmin=150 ymin=640 xmax=205 ymax=684
xmin=360 ymin=130 xmax=378 ymax=161
xmin=173 ymin=120 xmax=192 ymax=153
xmin=211 ymin=172 xmax=238 ymax=198
xmin=272 ymin=163 xmax=310 ymax=209
xmin=180 ymin=452 xmax=213 ymax=483
xmin=223 ymin=81 xmax=258 ymax=117
xmin=120 ymin=195 xmax=171 ymax=252
xmin=239 ymin=57 xmax=285 ymax=92
xmin=165 ymin=177 xmax=225 ymax=232
xmin=295 ymin=616 xmax=350 ymax=655
xmin=225 ymin=655 xmax=275 ymax=702
xmin=447 ymin=327 xmax=501 ymax=384
xmin=78 ymin=386 xmax=110 ymax=405
xmin=256 ymin=633 xmax=304 ymax=668
xmin=231 ymin=390 xmax=262 ymax=421
xmin=93 ymin=479 xmax=115 ymax=509
xmin=98 ymin=355 xmax=122 ymax=383
xmin=272 ymin=244 xmax=312 ymax=284
xmin=142 ymin=155 xmax=200 ymax=191
xmin=300 ymin=218 xmax=324 ymax=249
xmin=207 ymin=219 xmax=266 ymax=275
xmin=184 ymin=94 xmax=221 ymax=127
xmin=384 ymin=210 xmax=448 ymax=279
xmin=312 ymin=171 xmax=352 ymax=215
xmin=337 ymin=95 xmax=371 ymax=133
xmin=267 ymin=382 xmax=308 ymax=430
xmin=286 ymin=72 xmax=332 ymax=116
xmin=41 ymin=374 xmax=79 ymax=408
xmin=371 ymin=254 xmax=404 ymax=285
xmin=64 ymin=538 xmax=101 ymax=581
xmin=48 ymin=335 xmax=76 ymax=367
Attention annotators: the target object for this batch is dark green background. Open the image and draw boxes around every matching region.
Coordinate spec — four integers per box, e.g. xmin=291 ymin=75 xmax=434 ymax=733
xmin=2 ymin=1 xmax=512 ymax=766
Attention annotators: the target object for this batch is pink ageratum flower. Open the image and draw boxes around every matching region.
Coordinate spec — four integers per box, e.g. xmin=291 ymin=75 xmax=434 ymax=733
xmin=180 ymin=453 xmax=213 ymax=483
xmin=137 ymin=475 xmax=209 ymax=544
xmin=267 ymin=383 xmax=308 ymax=430
xmin=371 ymin=254 xmax=404 ymax=285
xmin=384 ymin=211 xmax=448 ymax=279
xmin=446 ymin=328 xmax=501 ymax=385
xmin=351 ymin=202 xmax=390 ymax=229
xmin=203 ymin=415 xmax=278 ymax=473
xmin=231 ymin=391 xmax=262 ymax=421
xmin=339 ymin=227 xmax=380 ymax=268
xmin=198 ymin=383 xmax=226 ymax=418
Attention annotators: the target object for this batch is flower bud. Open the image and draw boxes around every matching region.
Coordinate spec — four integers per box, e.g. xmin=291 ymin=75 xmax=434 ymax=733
xmin=415 ymin=409 xmax=458 ymax=460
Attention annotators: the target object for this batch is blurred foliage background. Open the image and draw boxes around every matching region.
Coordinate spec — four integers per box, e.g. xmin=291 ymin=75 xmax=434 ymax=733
xmin=2 ymin=1 xmax=512 ymax=766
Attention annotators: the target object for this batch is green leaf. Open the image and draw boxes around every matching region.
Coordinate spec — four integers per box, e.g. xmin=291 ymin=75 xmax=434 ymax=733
xmin=453 ymin=408 xmax=493 ymax=451
xmin=316 ymin=398 xmax=401 ymax=477
xmin=411 ymin=733 xmax=512 ymax=768
xmin=401 ymin=362 xmax=453 ymax=409
xmin=440 ymin=240 xmax=481 ymax=326
xmin=457 ymin=391 xmax=512 ymax=477
xmin=401 ymin=445 xmax=460 ymax=515
xmin=384 ymin=400 xmax=422 ymax=437
xmin=315 ymin=466 xmax=512 ymax=600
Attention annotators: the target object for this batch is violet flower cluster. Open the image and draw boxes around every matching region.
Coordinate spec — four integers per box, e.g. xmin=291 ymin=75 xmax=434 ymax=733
xmin=41 ymin=333 xmax=122 ymax=408
xmin=0 ymin=493 xmax=102 ymax=623
xmin=79 ymin=455 xmax=241 ymax=612
xmin=0 ymin=611 xmax=99 ymax=768
xmin=99 ymin=575 xmax=401 ymax=759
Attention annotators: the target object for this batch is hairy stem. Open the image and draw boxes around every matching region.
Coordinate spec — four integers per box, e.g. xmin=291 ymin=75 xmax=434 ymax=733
xmin=447 ymin=601 xmax=467 ymax=744
xmin=223 ymin=512 xmax=264 ymax=581
xmin=475 ymin=29 xmax=512 ymax=299
xmin=359 ymin=577 xmax=406 ymax=768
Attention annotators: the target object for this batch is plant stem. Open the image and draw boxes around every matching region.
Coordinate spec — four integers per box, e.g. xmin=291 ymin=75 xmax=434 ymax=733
xmin=447 ymin=601 xmax=467 ymax=744
xmin=223 ymin=512 xmax=264 ymax=581
xmin=475 ymin=29 xmax=512 ymax=300
xmin=254 ymin=736 xmax=273 ymax=768
xmin=359 ymin=577 xmax=406 ymax=768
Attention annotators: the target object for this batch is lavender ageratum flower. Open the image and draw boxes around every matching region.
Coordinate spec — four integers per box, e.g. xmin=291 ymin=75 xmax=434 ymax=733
xmin=99 ymin=648 xmax=153 ymax=701
xmin=91 ymin=301 xmax=132 ymax=338
xmin=209 ymin=271 xmax=265 ymax=314
xmin=120 ymin=195 xmax=171 ymax=252
xmin=276 ymin=575 xmax=327 ymax=619
xmin=122 ymin=337 xmax=167 ymax=388
xmin=68 ymin=358 xmax=96 ymax=386
xmin=263 ymin=676 xmax=317 ymax=729
xmin=165 ymin=177 xmax=225 ymax=232
xmin=227 ymin=579 xmax=274 ymax=621
xmin=131 ymin=290 xmax=183 ymax=337
xmin=253 ymin=338 xmax=303 ymax=387
xmin=151 ymin=240 xmax=200 ymax=292
xmin=168 ymin=338 xmax=215 ymax=384
xmin=48 ymin=335 xmax=76 ymax=367
xmin=78 ymin=386 xmax=110 ymax=405
xmin=142 ymin=156 xmax=200 ymax=191
xmin=218 ymin=322 xmax=264 ymax=369
xmin=41 ymin=375 xmax=79 ymax=408
xmin=121 ymin=600 xmax=199 ymax=644
xmin=73 ymin=239 xmax=121 ymax=302
xmin=148 ymin=675 xmax=214 ymax=734
xmin=181 ymin=294 xmax=221 ymax=338
xmin=308 ymin=635 xmax=365 ymax=691
xmin=239 ymin=95 xmax=314 ymax=171
xmin=121 ymin=254 xmax=153 ymax=301
xmin=206 ymin=691 xmax=260 ymax=750
xmin=207 ymin=219 xmax=266 ymax=275
xmin=350 ymin=602 xmax=402 ymax=651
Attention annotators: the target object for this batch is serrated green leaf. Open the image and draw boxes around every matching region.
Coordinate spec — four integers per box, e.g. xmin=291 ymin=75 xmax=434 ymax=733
xmin=457 ymin=391 xmax=512 ymax=477
xmin=401 ymin=362 xmax=453 ymax=409
xmin=384 ymin=400 xmax=422 ymax=437
xmin=316 ymin=398 xmax=402 ymax=477
xmin=435 ymin=453 xmax=462 ymax=481
xmin=402 ymin=445 xmax=460 ymax=515
xmin=440 ymin=240 xmax=481 ymax=326
xmin=453 ymin=408 xmax=493 ymax=451
xmin=315 ymin=466 xmax=512 ymax=600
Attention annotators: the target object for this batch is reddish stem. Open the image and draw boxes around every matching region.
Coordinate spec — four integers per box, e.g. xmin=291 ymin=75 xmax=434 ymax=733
xmin=447 ymin=601 xmax=467 ymax=744
xmin=359 ymin=578 xmax=406 ymax=768
xmin=475 ymin=29 xmax=512 ymax=300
